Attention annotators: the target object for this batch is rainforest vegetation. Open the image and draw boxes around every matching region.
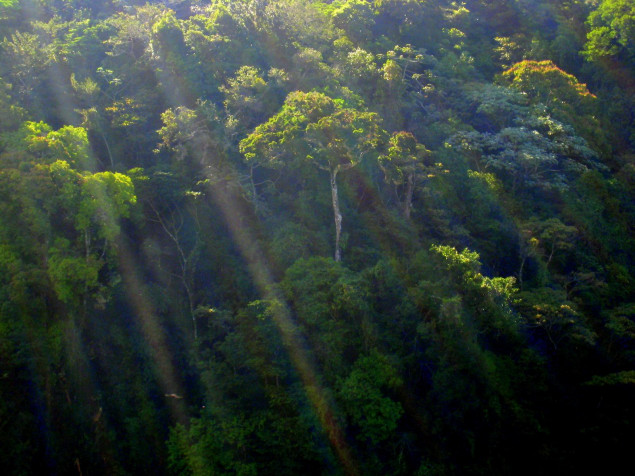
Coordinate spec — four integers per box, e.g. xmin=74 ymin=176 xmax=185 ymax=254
xmin=0 ymin=0 xmax=633 ymax=474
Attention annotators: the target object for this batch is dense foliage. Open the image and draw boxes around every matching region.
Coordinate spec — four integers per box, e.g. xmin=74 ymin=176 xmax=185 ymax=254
xmin=0 ymin=1 xmax=633 ymax=474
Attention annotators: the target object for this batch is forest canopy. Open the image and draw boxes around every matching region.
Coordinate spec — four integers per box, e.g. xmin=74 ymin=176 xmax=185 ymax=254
xmin=0 ymin=1 xmax=633 ymax=475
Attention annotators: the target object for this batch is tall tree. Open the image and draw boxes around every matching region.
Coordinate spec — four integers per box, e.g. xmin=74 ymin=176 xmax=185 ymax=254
xmin=240 ymin=91 xmax=384 ymax=261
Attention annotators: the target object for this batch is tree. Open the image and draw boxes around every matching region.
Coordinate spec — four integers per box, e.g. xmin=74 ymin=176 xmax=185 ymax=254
xmin=378 ymin=131 xmax=432 ymax=219
xmin=289 ymin=46 xmax=335 ymax=91
xmin=499 ymin=60 xmax=610 ymax=153
xmin=182 ymin=2 xmax=260 ymax=97
xmin=155 ymin=106 xmax=225 ymax=339
xmin=529 ymin=217 xmax=578 ymax=269
xmin=338 ymin=351 xmax=403 ymax=446
xmin=220 ymin=65 xmax=287 ymax=140
xmin=103 ymin=4 xmax=165 ymax=62
xmin=240 ymin=91 xmax=384 ymax=261
xmin=515 ymin=287 xmax=596 ymax=352
xmin=450 ymin=83 xmax=602 ymax=195
xmin=44 ymin=160 xmax=137 ymax=309
xmin=280 ymin=256 xmax=368 ymax=378
xmin=583 ymin=0 xmax=635 ymax=64
xmin=3 ymin=120 xmax=94 ymax=170
xmin=151 ymin=10 xmax=197 ymax=103
xmin=374 ymin=44 xmax=440 ymax=134
xmin=373 ymin=0 xmax=433 ymax=42
xmin=0 ymin=30 xmax=49 ymax=109
xmin=334 ymin=47 xmax=379 ymax=102
xmin=330 ymin=0 xmax=374 ymax=45
xmin=258 ymin=0 xmax=334 ymax=53
xmin=500 ymin=60 xmax=596 ymax=114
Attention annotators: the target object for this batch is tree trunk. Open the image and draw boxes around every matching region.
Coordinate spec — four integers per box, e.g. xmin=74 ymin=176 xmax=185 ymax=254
xmin=547 ymin=242 xmax=555 ymax=268
xmin=182 ymin=279 xmax=196 ymax=341
xmin=249 ymin=165 xmax=260 ymax=215
xmin=100 ymin=130 xmax=114 ymax=170
xmin=330 ymin=167 xmax=343 ymax=262
xmin=518 ymin=254 xmax=526 ymax=291
xmin=403 ymin=172 xmax=414 ymax=219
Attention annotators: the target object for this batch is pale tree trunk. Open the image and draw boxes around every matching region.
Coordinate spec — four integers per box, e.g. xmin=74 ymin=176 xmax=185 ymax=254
xmin=518 ymin=254 xmax=526 ymax=291
xmin=403 ymin=172 xmax=414 ymax=219
xmin=547 ymin=241 xmax=556 ymax=268
xmin=330 ymin=167 xmax=343 ymax=262
xmin=100 ymin=129 xmax=114 ymax=170
xmin=148 ymin=200 xmax=199 ymax=340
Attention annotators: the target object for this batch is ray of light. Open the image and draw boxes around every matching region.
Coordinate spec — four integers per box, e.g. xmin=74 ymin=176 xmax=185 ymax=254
xmin=11 ymin=4 xmax=190 ymax=465
xmin=7 ymin=3 xmax=116 ymax=471
xmin=199 ymin=179 xmax=360 ymax=476
xmin=116 ymin=237 xmax=189 ymax=425
xmin=147 ymin=18 xmax=360 ymax=472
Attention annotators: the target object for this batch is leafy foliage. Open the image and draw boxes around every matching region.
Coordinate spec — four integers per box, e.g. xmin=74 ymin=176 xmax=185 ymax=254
xmin=0 ymin=1 xmax=633 ymax=475
xmin=583 ymin=0 xmax=635 ymax=63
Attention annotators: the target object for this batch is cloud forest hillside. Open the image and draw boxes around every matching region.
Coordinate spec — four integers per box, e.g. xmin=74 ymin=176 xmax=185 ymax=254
xmin=0 ymin=0 xmax=633 ymax=474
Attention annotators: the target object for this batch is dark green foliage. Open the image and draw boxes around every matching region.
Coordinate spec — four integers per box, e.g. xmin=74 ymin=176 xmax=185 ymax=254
xmin=0 ymin=1 xmax=633 ymax=475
